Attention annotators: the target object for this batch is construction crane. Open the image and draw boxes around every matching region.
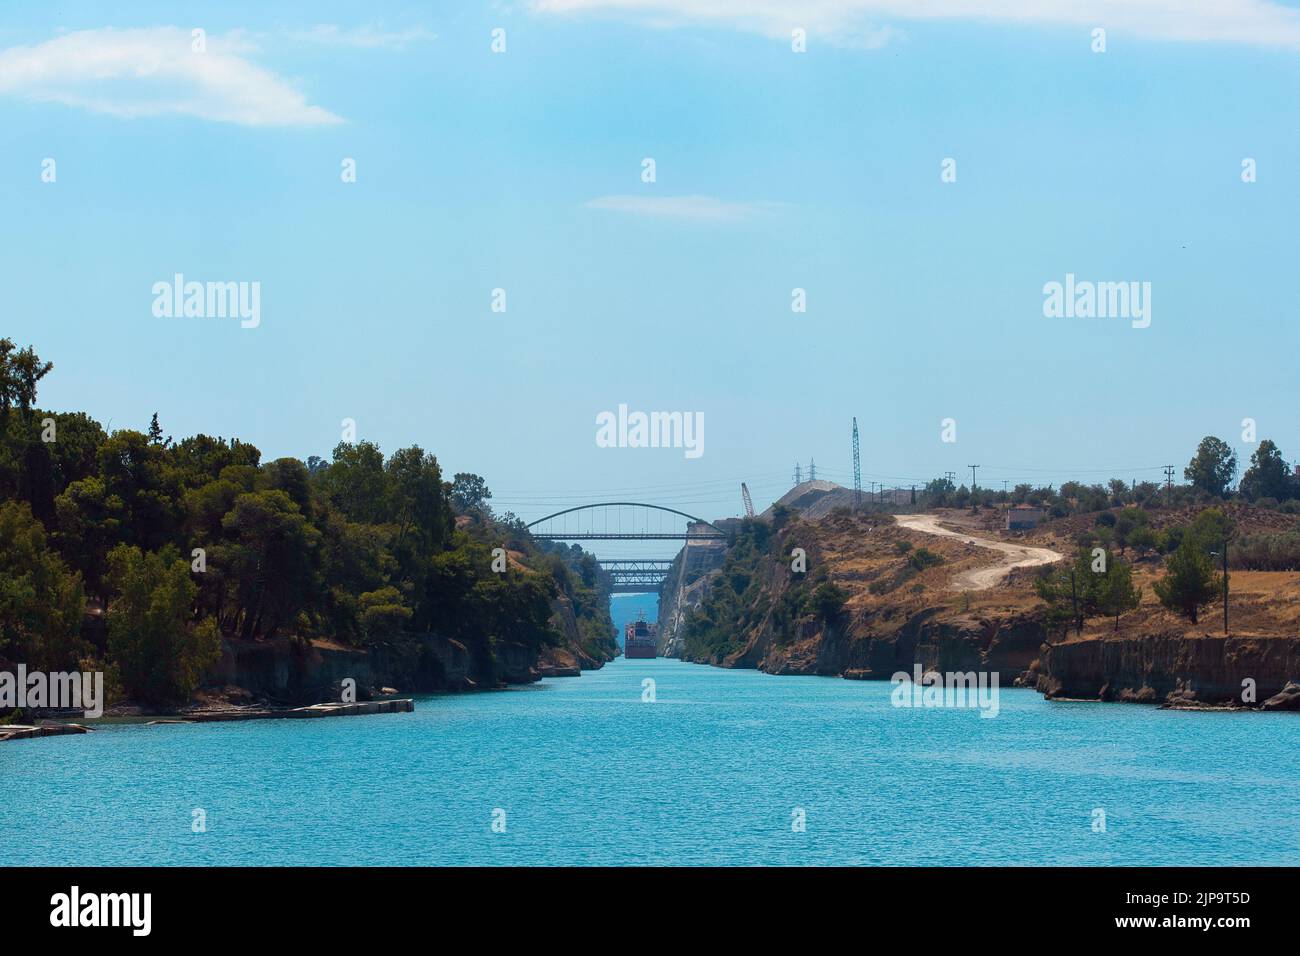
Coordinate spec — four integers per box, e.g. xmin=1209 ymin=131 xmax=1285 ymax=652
xmin=741 ymin=482 xmax=755 ymax=518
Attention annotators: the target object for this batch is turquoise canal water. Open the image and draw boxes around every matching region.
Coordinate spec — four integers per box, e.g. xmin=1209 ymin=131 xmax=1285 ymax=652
xmin=4 ymin=657 xmax=1299 ymax=865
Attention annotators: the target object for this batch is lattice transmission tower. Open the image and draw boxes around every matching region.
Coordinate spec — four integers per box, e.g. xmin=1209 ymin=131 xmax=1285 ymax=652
xmin=851 ymin=417 xmax=862 ymax=510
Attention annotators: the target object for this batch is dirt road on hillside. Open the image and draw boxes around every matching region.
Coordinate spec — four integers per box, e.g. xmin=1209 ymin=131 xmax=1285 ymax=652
xmin=893 ymin=513 xmax=1062 ymax=591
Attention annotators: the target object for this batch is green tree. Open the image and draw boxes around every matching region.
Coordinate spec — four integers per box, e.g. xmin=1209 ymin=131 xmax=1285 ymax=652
xmin=1184 ymin=436 xmax=1237 ymax=498
xmin=0 ymin=501 xmax=86 ymax=671
xmin=43 ymin=411 xmax=105 ymax=493
xmin=1239 ymin=439 xmax=1292 ymax=502
xmin=449 ymin=472 xmax=492 ymax=517
xmin=167 ymin=434 xmax=261 ymax=490
xmin=1127 ymin=524 xmax=1158 ymax=557
xmin=95 ymin=429 xmax=180 ymax=551
xmin=1153 ymin=539 xmax=1221 ymax=624
xmin=0 ymin=338 xmax=53 ymax=421
xmin=1186 ymin=507 xmax=1234 ymax=556
xmin=811 ymin=581 xmax=847 ymax=621
xmin=474 ymin=570 xmax=560 ymax=652
xmin=1093 ymin=558 xmax=1142 ymax=631
xmin=0 ymin=410 xmax=106 ymax=523
xmin=358 ymin=586 xmax=413 ymax=643
xmin=217 ymin=490 xmax=323 ymax=639
xmin=319 ymin=441 xmax=389 ymax=524
xmin=106 ymin=544 xmax=220 ymax=704
xmin=1113 ymin=507 xmax=1149 ymax=552
xmin=259 ymin=457 xmax=315 ymax=520
xmin=53 ymin=476 xmax=124 ymax=608
xmin=925 ymin=476 xmax=956 ymax=505
xmin=1036 ymin=549 xmax=1097 ymax=634
xmin=386 ymin=446 xmax=451 ymax=563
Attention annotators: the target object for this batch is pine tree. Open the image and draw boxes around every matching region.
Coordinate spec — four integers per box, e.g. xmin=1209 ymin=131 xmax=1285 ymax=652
xmin=1095 ymin=559 xmax=1141 ymax=631
xmin=1154 ymin=539 xmax=1220 ymax=624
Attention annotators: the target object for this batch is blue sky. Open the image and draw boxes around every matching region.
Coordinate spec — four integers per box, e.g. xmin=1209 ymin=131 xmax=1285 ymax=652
xmin=2 ymin=0 xmax=1298 ymax=528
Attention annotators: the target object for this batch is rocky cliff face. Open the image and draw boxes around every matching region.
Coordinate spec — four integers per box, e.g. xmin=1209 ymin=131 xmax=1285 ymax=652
xmin=539 ymin=588 xmax=618 ymax=676
xmin=668 ymin=509 xmax=1300 ymax=710
xmin=204 ymin=637 xmax=372 ymax=704
xmin=1036 ymin=632 xmax=1300 ymax=705
xmin=740 ymin=607 xmax=1047 ymax=684
xmin=204 ymin=632 xmax=548 ymax=703
xmin=672 ymin=513 xmax=1045 ymax=682
xmin=657 ymin=539 xmax=728 ymax=657
xmin=202 ymin=583 xmax=619 ymax=705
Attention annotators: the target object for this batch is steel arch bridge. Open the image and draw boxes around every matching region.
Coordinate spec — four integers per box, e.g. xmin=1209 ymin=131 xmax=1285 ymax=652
xmin=525 ymin=502 xmax=726 ymax=592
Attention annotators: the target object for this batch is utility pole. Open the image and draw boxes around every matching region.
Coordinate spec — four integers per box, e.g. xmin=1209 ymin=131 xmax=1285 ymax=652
xmin=1069 ymin=569 xmax=1081 ymax=636
xmin=794 ymin=463 xmax=802 ymax=485
xmin=809 ymin=459 xmax=817 ymax=481
xmin=968 ymin=464 xmax=979 ymax=492
xmin=945 ymin=471 xmax=957 ymax=486
xmin=1163 ymin=465 xmax=1175 ymax=507
xmin=1222 ymin=537 xmax=1229 ymax=634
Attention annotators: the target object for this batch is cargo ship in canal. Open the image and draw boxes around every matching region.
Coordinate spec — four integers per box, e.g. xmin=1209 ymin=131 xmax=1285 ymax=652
xmin=623 ymin=612 xmax=658 ymax=659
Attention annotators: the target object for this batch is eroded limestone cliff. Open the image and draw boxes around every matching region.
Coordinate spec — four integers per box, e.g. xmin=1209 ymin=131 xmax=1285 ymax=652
xmin=666 ymin=508 xmax=1300 ymax=710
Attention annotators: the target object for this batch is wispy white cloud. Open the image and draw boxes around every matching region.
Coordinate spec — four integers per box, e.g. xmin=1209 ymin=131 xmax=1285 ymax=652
xmin=0 ymin=27 xmax=342 ymax=126
xmin=288 ymin=24 xmax=436 ymax=50
xmin=532 ymin=0 xmax=1300 ymax=50
xmin=585 ymin=194 xmax=775 ymax=221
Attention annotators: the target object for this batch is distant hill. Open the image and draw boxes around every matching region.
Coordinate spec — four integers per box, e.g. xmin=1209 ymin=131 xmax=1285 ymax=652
xmin=761 ymin=480 xmax=856 ymax=520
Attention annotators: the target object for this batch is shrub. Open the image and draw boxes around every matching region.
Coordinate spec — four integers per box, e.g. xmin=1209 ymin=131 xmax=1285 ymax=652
xmin=1229 ymin=528 xmax=1300 ymax=571
xmin=908 ymin=547 xmax=944 ymax=571
xmin=812 ymin=582 xmax=847 ymax=621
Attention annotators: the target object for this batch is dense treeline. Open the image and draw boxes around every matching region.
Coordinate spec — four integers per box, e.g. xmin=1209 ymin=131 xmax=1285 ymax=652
xmin=919 ymin=434 xmax=1300 ymax=514
xmin=0 ymin=339 xmax=614 ymax=705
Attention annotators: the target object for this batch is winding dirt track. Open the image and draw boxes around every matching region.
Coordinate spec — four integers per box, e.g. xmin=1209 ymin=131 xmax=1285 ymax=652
xmin=893 ymin=513 xmax=1062 ymax=591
